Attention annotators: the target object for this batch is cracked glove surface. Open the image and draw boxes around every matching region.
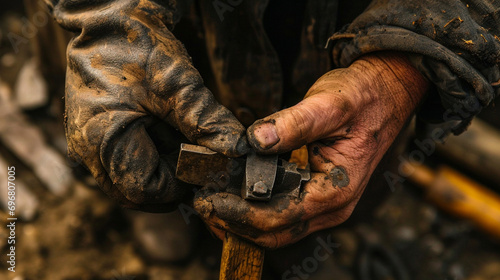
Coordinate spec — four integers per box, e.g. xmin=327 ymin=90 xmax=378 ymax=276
xmin=45 ymin=0 xmax=248 ymax=212
xmin=331 ymin=0 xmax=500 ymax=135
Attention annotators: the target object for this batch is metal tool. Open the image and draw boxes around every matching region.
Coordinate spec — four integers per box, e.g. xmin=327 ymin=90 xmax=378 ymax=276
xmin=176 ymin=143 xmax=310 ymax=199
xmin=176 ymin=143 xmax=310 ymax=279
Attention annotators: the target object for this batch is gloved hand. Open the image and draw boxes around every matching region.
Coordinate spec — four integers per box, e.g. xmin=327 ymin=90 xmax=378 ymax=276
xmin=46 ymin=0 xmax=248 ymax=212
xmin=194 ymin=52 xmax=429 ymax=248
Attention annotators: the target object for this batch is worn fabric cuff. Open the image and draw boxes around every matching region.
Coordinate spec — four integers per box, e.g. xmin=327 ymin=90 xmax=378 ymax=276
xmin=330 ymin=1 xmax=500 ymax=136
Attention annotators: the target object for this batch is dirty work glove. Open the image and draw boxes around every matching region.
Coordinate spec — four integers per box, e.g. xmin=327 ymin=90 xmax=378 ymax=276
xmin=45 ymin=0 xmax=249 ymax=212
xmin=194 ymin=52 xmax=429 ymax=248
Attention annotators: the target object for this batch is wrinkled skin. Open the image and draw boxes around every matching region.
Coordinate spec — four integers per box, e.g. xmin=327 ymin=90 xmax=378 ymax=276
xmin=47 ymin=0 xmax=249 ymax=212
xmin=43 ymin=0 xmax=498 ymax=246
xmin=194 ymin=52 xmax=430 ymax=248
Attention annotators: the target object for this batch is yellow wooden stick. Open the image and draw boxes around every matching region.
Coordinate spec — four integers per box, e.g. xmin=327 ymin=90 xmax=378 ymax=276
xmin=220 ymin=233 xmax=265 ymax=280
xmin=404 ymin=160 xmax=500 ymax=239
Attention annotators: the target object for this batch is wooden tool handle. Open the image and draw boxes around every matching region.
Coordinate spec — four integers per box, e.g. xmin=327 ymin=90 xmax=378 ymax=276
xmin=404 ymin=160 xmax=500 ymax=239
xmin=220 ymin=232 xmax=265 ymax=280
xmin=218 ymin=146 xmax=308 ymax=279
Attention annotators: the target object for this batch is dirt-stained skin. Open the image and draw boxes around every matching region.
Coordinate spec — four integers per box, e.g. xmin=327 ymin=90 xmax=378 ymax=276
xmin=194 ymin=186 xmax=309 ymax=243
xmin=44 ymin=0 xmax=500 ymax=220
xmin=330 ymin=166 xmax=349 ymax=188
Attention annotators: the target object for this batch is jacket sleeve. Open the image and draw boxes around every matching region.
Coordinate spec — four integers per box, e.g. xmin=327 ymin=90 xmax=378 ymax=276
xmin=330 ymin=0 xmax=500 ymax=135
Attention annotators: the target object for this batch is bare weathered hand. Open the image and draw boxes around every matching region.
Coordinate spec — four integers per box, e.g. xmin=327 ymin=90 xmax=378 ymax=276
xmin=194 ymin=52 xmax=429 ymax=248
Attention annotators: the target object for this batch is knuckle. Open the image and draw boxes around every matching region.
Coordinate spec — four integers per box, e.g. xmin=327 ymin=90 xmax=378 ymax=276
xmin=285 ymin=106 xmax=315 ymax=143
xmin=355 ymin=130 xmax=381 ymax=159
xmin=320 ymin=181 xmax=356 ymax=211
xmin=120 ymin=183 xmax=148 ymax=205
xmin=330 ymin=96 xmax=353 ymax=120
xmin=287 ymin=109 xmax=308 ymax=141
xmin=115 ymin=168 xmax=176 ymax=206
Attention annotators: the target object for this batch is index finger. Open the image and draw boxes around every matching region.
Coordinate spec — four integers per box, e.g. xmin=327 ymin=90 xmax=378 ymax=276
xmin=193 ymin=170 xmax=354 ymax=233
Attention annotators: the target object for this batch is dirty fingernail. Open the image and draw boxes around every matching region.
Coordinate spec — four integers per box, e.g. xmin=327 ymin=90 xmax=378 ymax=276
xmin=252 ymin=122 xmax=279 ymax=149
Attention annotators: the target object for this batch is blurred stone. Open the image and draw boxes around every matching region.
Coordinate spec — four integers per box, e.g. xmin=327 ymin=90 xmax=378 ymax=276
xmin=32 ymin=148 xmax=73 ymax=195
xmin=0 ymin=155 xmax=39 ymax=221
xmin=417 ymin=204 xmax=438 ymax=233
xmin=421 ymin=234 xmax=444 ymax=256
xmin=3 ymin=13 xmax=24 ymax=34
xmin=314 ymin=261 xmax=354 ymax=280
xmin=128 ymin=209 xmax=200 ymax=263
xmin=149 ymin=266 xmax=183 ymax=280
xmin=1 ymin=53 xmax=16 ymax=68
xmin=393 ymin=225 xmax=417 ymax=243
xmin=356 ymin=224 xmax=380 ymax=245
xmin=439 ymin=221 xmax=473 ymax=239
xmin=114 ymin=244 xmax=146 ymax=278
xmin=181 ymin=258 xmax=213 ymax=280
xmin=448 ymin=263 xmax=465 ymax=280
xmin=14 ymin=57 xmax=48 ymax=109
xmin=0 ymin=79 xmax=72 ymax=196
xmin=331 ymin=229 xmax=359 ymax=267
xmin=0 ymin=79 xmax=17 ymax=115
xmin=0 ymin=168 xmax=39 ymax=221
